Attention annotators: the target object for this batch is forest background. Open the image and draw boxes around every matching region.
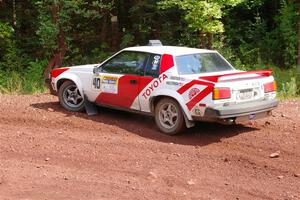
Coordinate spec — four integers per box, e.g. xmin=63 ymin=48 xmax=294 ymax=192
xmin=0 ymin=0 xmax=299 ymax=97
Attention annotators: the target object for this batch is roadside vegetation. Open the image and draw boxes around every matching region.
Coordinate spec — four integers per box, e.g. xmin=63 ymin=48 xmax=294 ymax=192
xmin=0 ymin=0 xmax=299 ymax=97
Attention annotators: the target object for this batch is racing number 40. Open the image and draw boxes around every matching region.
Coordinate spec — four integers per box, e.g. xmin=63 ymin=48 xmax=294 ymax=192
xmin=93 ymin=77 xmax=101 ymax=89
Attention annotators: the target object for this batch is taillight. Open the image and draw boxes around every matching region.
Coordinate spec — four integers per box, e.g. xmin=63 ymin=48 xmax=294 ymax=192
xmin=213 ymin=88 xmax=231 ymax=100
xmin=264 ymin=81 xmax=277 ymax=93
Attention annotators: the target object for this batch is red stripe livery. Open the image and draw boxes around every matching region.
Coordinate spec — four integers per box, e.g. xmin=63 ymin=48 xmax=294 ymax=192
xmin=51 ymin=68 xmax=69 ymax=78
xmin=159 ymin=54 xmax=174 ymax=74
xmin=177 ymin=80 xmax=214 ymax=110
xmin=200 ymin=69 xmax=272 ymax=83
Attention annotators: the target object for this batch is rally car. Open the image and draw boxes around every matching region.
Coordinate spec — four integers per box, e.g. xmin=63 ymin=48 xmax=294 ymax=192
xmin=49 ymin=42 xmax=278 ymax=135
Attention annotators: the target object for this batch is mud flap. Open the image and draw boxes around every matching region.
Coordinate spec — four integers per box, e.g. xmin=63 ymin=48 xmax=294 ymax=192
xmin=84 ymin=95 xmax=98 ymax=116
xmin=183 ymin=113 xmax=195 ymax=128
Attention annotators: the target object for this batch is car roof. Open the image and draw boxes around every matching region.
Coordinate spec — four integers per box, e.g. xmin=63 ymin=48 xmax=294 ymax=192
xmin=123 ymin=46 xmax=216 ymax=56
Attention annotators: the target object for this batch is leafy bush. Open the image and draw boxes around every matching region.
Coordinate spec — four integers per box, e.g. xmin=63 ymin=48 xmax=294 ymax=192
xmin=281 ymin=77 xmax=298 ymax=98
xmin=0 ymin=22 xmax=23 ymax=72
xmin=0 ymin=60 xmax=47 ymax=94
xmin=23 ymin=60 xmax=48 ymax=93
xmin=0 ymin=71 xmax=24 ymax=94
xmin=275 ymin=1 xmax=298 ymax=67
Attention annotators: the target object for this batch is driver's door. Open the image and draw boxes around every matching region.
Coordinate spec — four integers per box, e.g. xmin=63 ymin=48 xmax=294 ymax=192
xmin=92 ymin=51 xmax=148 ymax=110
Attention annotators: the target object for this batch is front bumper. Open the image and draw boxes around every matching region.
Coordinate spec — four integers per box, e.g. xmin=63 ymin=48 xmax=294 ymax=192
xmin=45 ymin=78 xmax=57 ymax=95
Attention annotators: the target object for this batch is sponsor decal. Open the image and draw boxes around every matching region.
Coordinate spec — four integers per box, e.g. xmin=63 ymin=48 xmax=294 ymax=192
xmin=166 ymin=81 xmax=182 ymax=86
xmin=188 ymin=88 xmax=200 ymax=100
xmin=152 ymin=55 xmax=161 ymax=70
xmin=170 ymin=76 xmax=185 ymax=81
xmin=92 ymin=75 xmax=119 ymax=94
xmin=142 ymin=74 xmax=168 ymax=99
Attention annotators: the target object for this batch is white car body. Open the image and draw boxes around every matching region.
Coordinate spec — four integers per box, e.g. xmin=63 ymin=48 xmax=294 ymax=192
xmin=50 ymin=46 xmax=278 ymax=133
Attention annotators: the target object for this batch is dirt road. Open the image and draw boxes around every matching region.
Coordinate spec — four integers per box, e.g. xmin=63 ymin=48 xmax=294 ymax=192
xmin=0 ymin=94 xmax=299 ymax=200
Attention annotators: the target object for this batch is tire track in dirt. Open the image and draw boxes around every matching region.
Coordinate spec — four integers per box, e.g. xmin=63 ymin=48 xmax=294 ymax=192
xmin=0 ymin=94 xmax=299 ymax=200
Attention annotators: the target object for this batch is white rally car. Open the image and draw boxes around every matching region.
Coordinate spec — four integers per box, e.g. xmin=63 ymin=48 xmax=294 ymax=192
xmin=50 ymin=44 xmax=278 ymax=135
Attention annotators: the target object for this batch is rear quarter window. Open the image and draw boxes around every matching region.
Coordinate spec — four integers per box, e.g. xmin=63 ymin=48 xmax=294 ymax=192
xmin=144 ymin=54 xmax=161 ymax=77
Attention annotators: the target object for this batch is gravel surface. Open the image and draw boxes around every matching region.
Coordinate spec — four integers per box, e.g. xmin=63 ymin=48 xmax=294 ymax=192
xmin=0 ymin=94 xmax=299 ymax=200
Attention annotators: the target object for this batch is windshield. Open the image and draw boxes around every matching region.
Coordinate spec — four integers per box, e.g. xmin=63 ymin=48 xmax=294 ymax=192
xmin=175 ymin=53 xmax=234 ymax=75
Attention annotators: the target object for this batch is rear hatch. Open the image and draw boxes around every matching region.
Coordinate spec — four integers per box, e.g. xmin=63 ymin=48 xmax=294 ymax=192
xmin=200 ymin=70 xmax=275 ymax=104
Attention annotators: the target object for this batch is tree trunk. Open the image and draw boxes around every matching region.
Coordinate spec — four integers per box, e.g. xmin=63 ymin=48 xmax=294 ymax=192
xmin=44 ymin=1 xmax=67 ymax=79
xmin=99 ymin=12 xmax=109 ymax=44
xmin=207 ymin=33 xmax=213 ymax=49
xmin=199 ymin=32 xmax=205 ymax=49
xmin=12 ymin=0 xmax=16 ymax=29
xmin=297 ymin=5 xmax=300 ymax=68
xmin=111 ymin=18 xmax=119 ymax=50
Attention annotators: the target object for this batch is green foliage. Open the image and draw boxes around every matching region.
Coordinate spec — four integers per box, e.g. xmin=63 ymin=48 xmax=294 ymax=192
xmin=0 ymin=71 xmax=24 ymax=94
xmin=70 ymin=45 xmax=112 ymax=65
xmin=0 ymin=0 xmax=299 ymax=97
xmin=0 ymin=22 xmax=14 ymax=39
xmin=224 ymin=0 xmax=299 ymax=68
xmin=271 ymin=67 xmax=300 ymax=98
xmin=23 ymin=60 xmax=48 ymax=93
xmin=120 ymin=33 xmax=135 ymax=48
xmin=36 ymin=18 xmax=59 ymax=56
xmin=0 ymin=60 xmax=47 ymax=94
xmin=281 ymin=77 xmax=298 ymax=98
xmin=275 ymin=0 xmax=298 ymax=67
xmin=35 ymin=0 xmax=113 ymax=61
xmin=0 ymin=22 xmax=22 ymax=71
xmin=158 ymin=0 xmax=243 ymax=34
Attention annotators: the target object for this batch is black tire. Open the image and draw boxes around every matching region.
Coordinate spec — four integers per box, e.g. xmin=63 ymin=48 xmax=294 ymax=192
xmin=58 ymin=80 xmax=85 ymax=112
xmin=155 ymin=98 xmax=186 ymax=135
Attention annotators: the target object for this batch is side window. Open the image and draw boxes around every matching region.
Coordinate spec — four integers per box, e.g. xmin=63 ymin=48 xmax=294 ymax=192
xmin=145 ymin=54 xmax=161 ymax=77
xmin=101 ymin=51 xmax=148 ymax=75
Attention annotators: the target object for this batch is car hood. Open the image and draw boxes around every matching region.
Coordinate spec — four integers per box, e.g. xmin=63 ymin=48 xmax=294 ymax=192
xmin=68 ymin=64 xmax=99 ymax=70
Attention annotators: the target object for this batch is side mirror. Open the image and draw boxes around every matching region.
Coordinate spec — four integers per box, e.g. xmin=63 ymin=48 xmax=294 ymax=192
xmin=93 ymin=66 xmax=102 ymax=74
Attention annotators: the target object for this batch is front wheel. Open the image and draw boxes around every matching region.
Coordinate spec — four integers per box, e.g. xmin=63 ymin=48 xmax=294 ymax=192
xmin=155 ymin=98 xmax=186 ymax=135
xmin=58 ymin=81 xmax=85 ymax=112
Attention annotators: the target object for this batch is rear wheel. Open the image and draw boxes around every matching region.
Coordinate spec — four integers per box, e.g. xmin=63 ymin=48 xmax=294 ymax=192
xmin=155 ymin=98 xmax=186 ymax=135
xmin=58 ymin=81 xmax=85 ymax=112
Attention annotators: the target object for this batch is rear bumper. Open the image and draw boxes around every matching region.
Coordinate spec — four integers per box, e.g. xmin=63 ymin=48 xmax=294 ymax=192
xmin=204 ymin=99 xmax=279 ymax=119
xmin=192 ymin=99 xmax=279 ymax=123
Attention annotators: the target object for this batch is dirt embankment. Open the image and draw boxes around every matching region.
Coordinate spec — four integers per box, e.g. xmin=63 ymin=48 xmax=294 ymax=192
xmin=0 ymin=94 xmax=299 ymax=200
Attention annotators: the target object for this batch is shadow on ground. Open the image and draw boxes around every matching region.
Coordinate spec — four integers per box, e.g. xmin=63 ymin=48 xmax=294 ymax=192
xmin=31 ymin=101 xmax=258 ymax=146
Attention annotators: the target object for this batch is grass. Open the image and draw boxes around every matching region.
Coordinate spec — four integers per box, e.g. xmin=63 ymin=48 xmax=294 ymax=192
xmin=0 ymin=60 xmax=47 ymax=94
xmin=0 ymin=71 xmax=46 ymax=94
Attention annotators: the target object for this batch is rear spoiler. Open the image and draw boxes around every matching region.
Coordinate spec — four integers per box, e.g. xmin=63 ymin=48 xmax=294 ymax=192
xmin=199 ymin=69 xmax=273 ymax=83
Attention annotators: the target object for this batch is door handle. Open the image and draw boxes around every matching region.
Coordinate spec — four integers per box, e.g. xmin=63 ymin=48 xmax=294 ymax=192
xmin=130 ymin=79 xmax=137 ymax=84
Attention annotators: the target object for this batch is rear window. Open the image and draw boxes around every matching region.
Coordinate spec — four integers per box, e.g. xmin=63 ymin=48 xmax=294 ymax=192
xmin=175 ymin=53 xmax=233 ymax=75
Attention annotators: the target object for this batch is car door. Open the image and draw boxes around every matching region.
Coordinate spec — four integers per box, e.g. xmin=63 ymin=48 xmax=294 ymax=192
xmin=138 ymin=54 xmax=162 ymax=112
xmin=93 ymin=51 xmax=148 ymax=110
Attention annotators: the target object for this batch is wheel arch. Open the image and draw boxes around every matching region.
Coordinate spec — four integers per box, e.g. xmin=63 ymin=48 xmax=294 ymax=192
xmin=54 ymin=73 xmax=84 ymax=96
xmin=150 ymin=93 xmax=195 ymax=128
xmin=149 ymin=89 xmax=193 ymax=121
xmin=57 ymin=79 xmax=71 ymax=91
